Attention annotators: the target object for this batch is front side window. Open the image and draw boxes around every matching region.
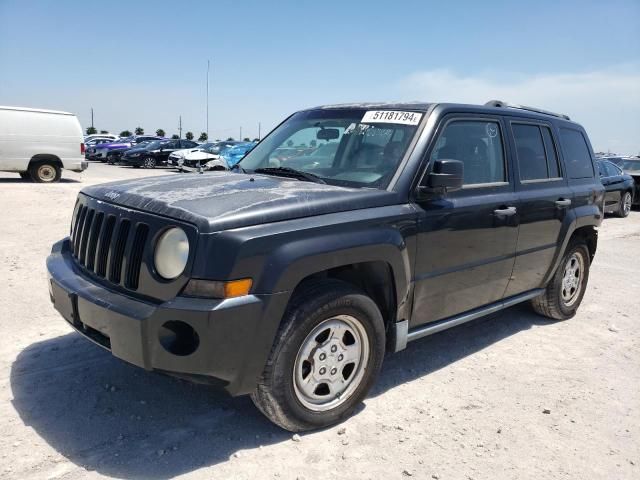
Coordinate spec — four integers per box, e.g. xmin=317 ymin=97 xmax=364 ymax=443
xmin=560 ymin=128 xmax=594 ymax=179
xmin=597 ymin=162 xmax=607 ymax=177
xmin=239 ymin=109 xmax=422 ymax=188
xmin=430 ymin=120 xmax=505 ymax=186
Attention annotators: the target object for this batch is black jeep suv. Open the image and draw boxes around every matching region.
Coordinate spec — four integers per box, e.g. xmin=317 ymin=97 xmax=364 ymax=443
xmin=47 ymin=101 xmax=604 ymax=431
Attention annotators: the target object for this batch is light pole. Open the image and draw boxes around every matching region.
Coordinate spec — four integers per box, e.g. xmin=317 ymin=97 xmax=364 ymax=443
xmin=206 ymin=60 xmax=210 ymax=140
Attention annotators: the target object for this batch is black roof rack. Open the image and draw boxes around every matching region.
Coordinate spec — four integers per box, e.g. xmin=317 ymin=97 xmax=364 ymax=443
xmin=485 ymin=100 xmax=570 ymax=121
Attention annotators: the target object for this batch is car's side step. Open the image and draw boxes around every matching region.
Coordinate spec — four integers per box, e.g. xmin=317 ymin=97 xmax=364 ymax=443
xmin=392 ymin=289 xmax=545 ymax=352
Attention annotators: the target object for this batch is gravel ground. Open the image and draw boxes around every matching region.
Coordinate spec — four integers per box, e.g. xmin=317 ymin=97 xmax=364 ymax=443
xmin=0 ymin=163 xmax=638 ymax=480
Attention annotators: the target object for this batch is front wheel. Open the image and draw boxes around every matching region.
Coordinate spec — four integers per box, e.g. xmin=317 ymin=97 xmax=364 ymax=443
xmin=143 ymin=157 xmax=156 ymax=169
xmin=251 ymin=280 xmax=385 ymax=432
xmin=618 ymin=191 xmax=632 ymax=217
xmin=531 ymin=240 xmax=590 ymax=320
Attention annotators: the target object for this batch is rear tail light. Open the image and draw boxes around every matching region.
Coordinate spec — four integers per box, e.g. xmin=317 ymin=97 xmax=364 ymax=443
xmin=81 ymin=143 xmax=86 ymax=154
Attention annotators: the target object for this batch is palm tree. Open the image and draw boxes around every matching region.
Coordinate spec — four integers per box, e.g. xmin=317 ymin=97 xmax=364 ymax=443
xmin=135 ymin=127 xmax=144 ymax=135
xmin=243 ymin=137 xmax=251 ymax=142
xmin=99 ymin=130 xmax=109 ymax=134
xmin=156 ymin=129 xmax=165 ymax=137
xmin=86 ymin=126 xmax=97 ymax=135
xmin=171 ymin=134 xmax=180 ymax=139
xmin=120 ymin=130 xmax=132 ymax=137
xmin=198 ymin=132 xmax=208 ymax=142
xmin=226 ymin=137 xmax=235 ymax=141
xmin=185 ymin=131 xmax=194 ymax=140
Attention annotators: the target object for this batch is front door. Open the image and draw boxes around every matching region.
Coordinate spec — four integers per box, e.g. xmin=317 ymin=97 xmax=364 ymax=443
xmin=411 ymin=116 xmax=519 ymax=327
xmin=600 ymin=161 xmax=624 ymax=211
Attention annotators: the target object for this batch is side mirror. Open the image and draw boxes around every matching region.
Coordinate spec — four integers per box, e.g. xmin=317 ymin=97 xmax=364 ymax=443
xmin=419 ymin=159 xmax=464 ymax=196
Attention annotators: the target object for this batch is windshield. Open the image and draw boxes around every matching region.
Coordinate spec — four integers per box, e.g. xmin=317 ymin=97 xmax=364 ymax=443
xmin=623 ymin=160 xmax=640 ymax=171
xmin=238 ymin=108 xmax=422 ymax=188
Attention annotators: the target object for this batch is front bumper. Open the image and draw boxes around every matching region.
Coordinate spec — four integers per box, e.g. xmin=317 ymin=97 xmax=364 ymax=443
xmin=46 ymin=238 xmax=289 ymax=395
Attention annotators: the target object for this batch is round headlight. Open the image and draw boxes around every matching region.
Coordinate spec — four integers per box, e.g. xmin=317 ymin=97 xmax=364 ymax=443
xmin=154 ymin=227 xmax=189 ymax=279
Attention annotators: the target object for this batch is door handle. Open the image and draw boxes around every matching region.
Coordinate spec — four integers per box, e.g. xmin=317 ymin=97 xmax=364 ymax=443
xmin=494 ymin=206 xmax=517 ymax=217
xmin=555 ymin=198 xmax=572 ymax=208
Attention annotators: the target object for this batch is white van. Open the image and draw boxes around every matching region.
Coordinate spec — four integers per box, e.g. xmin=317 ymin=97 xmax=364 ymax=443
xmin=0 ymin=105 xmax=88 ymax=182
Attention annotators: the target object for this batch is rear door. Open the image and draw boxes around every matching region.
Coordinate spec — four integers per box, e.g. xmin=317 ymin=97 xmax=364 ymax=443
xmin=411 ymin=115 xmax=519 ymax=326
xmin=504 ymin=120 xmax=570 ymax=296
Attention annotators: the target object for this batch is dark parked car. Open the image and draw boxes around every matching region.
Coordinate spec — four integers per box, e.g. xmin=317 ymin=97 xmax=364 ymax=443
xmin=597 ymin=160 xmax=635 ymax=217
xmin=121 ymin=139 xmax=199 ymax=168
xmin=621 ymin=158 xmax=640 ymax=207
xmin=107 ymin=140 xmax=155 ymax=165
xmin=95 ymin=136 xmax=164 ymax=162
xmin=47 ymin=100 xmax=603 ymax=432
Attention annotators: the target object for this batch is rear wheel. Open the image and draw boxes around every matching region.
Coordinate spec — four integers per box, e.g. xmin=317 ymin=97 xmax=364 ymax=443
xmin=531 ymin=239 xmax=590 ymax=320
xmin=618 ymin=191 xmax=632 ymax=217
xmin=251 ymin=280 xmax=385 ymax=432
xmin=29 ymin=161 xmax=61 ymax=183
xmin=143 ymin=156 xmax=156 ymax=169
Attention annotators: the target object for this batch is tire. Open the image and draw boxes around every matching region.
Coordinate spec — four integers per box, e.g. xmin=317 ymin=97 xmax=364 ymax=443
xmin=143 ymin=157 xmax=156 ymax=169
xmin=29 ymin=161 xmax=61 ymax=183
xmin=618 ymin=191 xmax=632 ymax=218
xmin=531 ymin=239 xmax=590 ymax=321
xmin=251 ymin=279 xmax=385 ymax=432
xmin=19 ymin=172 xmax=30 ymax=180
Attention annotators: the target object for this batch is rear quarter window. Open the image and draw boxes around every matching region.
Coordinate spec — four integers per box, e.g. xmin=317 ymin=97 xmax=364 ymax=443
xmin=559 ymin=128 xmax=594 ymax=179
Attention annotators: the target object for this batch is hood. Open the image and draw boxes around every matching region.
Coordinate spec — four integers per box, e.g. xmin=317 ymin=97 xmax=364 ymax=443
xmin=172 ymin=148 xmax=203 ymax=159
xmin=81 ymin=172 xmax=400 ymax=233
xmin=184 ymin=150 xmax=217 ymax=161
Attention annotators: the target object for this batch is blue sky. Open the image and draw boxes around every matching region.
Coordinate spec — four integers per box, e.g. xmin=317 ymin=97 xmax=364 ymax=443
xmin=0 ymin=0 xmax=638 ymax=153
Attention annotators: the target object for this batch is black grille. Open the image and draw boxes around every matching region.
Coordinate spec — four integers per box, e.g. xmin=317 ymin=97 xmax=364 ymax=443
xmin=70 ymin=204 xmax=149 ymax=291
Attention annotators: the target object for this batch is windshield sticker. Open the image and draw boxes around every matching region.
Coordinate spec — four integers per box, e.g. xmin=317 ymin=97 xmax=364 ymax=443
xmin=361 ymin=110 xmax=422 ymax=125
xmin=486 ymin=123 xmax=498 ymax=138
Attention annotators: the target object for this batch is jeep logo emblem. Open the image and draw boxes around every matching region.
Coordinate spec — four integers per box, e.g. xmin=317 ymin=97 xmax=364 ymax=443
xmin=104 ymin=191 xmax=120 ymax=200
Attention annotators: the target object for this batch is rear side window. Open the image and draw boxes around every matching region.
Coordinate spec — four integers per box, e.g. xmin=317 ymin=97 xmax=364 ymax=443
xmin=560 ymin=128 xmax=594 ymax=179
xmin=431 ymin=120 xmax=505 ymax=186
xmin=512 ymin=123 xmax=562 ymax=181
xmin=513 ymin=124 xmax=547 ymax=181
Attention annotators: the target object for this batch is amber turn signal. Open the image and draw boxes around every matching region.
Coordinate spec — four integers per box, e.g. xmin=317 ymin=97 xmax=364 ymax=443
xmin=182 ymin=278 xmax=253 ymax=299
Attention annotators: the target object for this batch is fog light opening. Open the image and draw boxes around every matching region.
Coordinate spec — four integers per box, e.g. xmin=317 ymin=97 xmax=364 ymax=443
xmin=159 ymin=320 xmax=199 ymax=356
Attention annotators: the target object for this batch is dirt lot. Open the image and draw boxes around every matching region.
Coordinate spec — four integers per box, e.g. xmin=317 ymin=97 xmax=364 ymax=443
xmin=0 ymin=163 xmax=638 ymax=480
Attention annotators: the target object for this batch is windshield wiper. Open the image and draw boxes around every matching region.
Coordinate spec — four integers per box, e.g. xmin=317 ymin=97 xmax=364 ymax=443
xmin=253 ymin=167 xmax=326 ymax=184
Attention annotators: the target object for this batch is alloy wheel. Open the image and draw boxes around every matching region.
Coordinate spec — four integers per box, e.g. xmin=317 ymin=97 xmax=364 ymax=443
xmin=561 ymin=252 xmax=584 ymax=307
